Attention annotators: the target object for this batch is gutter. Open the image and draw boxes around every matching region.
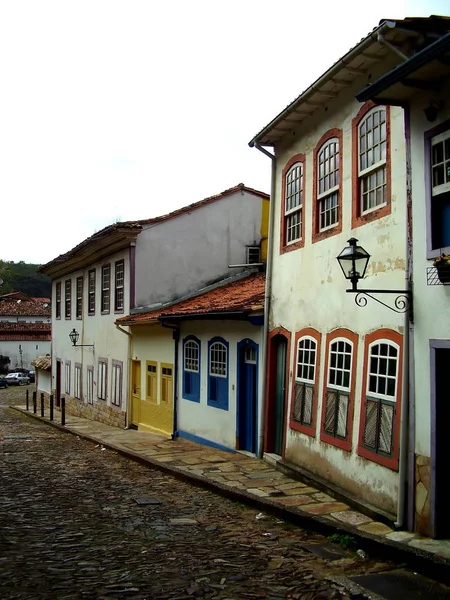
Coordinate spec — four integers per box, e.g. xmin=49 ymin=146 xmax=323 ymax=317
xmin=160 ymin=321 xmax=180 ymax=439
xmin=253 ymin=141 xmax=276 ymax=459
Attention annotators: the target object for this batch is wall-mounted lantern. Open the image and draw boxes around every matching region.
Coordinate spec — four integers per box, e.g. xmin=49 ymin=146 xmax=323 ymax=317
xmin=336 ymin=238 xmax=412 ymax=320
xmin=69 ymin=328 xmax=94 ymax=349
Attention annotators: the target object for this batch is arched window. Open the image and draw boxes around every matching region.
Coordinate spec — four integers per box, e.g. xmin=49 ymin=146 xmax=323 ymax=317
xmin=183 ymin=337 xmax=201 ymax=402
xmin=208 ymin=338 xmax=229 ymax=410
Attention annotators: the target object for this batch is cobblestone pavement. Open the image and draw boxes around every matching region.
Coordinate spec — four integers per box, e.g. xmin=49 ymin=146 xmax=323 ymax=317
xmin=0 ymin=386 xmax=402 ymax=600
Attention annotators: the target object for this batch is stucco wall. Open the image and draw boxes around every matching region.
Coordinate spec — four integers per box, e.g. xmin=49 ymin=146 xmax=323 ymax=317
xmin=409 ymin=84 xmax=450 ymax=458
xmin=269 ymin=96 xmax=407 ymax=515
xmin=36 ymin=370 xmax=52 ymax=395
xmin=0 ymin=340 xmax=51 ymax=371
xmin=51 ymin=248 xmax=131 ymax=418
xmin=135 ymin=190 xmax=267 ymax=307
xmin=177 ymin=320 xmax=264 ymax=452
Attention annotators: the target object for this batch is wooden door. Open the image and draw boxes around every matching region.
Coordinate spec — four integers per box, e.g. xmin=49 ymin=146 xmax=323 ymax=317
xmin=237 ymin=341 xmax=258 ymax=453
xmin=274 ymin=337 xmax=287 ymax=455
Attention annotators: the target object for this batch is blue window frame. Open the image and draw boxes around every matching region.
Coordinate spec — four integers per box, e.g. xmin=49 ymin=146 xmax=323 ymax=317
xmin=183 ymin=336 xmax=201 ymax=402
xmin=208 ymin=337 xmax=229 ymax=411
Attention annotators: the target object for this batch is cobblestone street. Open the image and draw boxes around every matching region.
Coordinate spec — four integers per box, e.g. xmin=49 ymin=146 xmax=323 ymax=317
xmin=1 ymin=386 xmax=449 ymax=600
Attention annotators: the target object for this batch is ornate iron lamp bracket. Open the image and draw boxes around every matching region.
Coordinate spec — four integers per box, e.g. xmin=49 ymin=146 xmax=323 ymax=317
xmin=346 ymin=286 xmax=413 ymax=322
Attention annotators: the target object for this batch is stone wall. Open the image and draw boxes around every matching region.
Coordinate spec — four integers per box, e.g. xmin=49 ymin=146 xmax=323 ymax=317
xmin=48 ymin=389 xmax=127 ymax=429
xmin=415 ymin=454 xmax=431 ymax=536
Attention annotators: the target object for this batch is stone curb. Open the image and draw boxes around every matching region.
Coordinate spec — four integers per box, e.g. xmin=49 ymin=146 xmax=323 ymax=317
xmin=11 ymin=406 xmax=450 ymax=585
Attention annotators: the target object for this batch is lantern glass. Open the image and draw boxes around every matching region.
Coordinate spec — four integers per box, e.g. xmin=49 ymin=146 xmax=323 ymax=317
xmin=337 ymin=238 xmax=370 ymax=282
xmin=69 ymin=328 xmax=79 ymax=346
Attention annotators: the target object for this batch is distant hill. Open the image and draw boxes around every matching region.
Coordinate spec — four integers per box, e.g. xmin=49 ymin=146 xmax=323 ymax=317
xmin=0 ymin=260 xmax=51 ymax=298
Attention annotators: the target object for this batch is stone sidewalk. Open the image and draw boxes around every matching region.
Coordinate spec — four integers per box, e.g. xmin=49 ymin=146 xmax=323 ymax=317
xmin=11 ymin=404 xmax=450 ymax=576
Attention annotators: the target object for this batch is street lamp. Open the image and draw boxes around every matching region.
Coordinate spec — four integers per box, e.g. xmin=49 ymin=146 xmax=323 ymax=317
xmin=69 ymin=328 xmax=94 ymax=349
xmin=336 ymin=238 xmax=412 ymax=320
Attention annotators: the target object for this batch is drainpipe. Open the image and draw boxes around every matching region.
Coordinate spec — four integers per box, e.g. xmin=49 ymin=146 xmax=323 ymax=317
xmin=160 ymin=321 xmax=180 ymax=439
xmin=395 ymin=107 xmax=413 ymax=529
xmin=253 ymin=141 xmax=276 ymax=459
xmin=115 ymin=323 xmax=133 ymax=429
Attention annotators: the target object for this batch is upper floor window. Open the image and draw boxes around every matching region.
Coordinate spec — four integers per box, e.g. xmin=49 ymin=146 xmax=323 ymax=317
xmin=101 ymin=265 xmax=110 ymax=313
xmin=88 ymin=270 xmax=96 ymax=315
xmin=352 ymin=104 xmax=390 ymax=227
xmin=280 ymin=155 xmax=305 ymax=254
xmin=320 ymin=330 xmax=358 ymax=452
xmin=208 ymin=338 xmax=229 ymax=411
xmin=55 ymin=282 xmax=61 ymax=319
xmin=76 ymin=276 xmax=83 ymax=320
xmin=114 ymin=260 xmax=124 ymax=312
xmin=318 ymin=138 xmax=339 ymax=231
xmin=358 ymin=330 xmax=402 ymax=470
xmin=183 ymin=337 xmax=200 ymax=402
xmin=65 ymin=280 xmax=71 ymax=319
xmin=430 ymin=129 xmax=450 ymax=250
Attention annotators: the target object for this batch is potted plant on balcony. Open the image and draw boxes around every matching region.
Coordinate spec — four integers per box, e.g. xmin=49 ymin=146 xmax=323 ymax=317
xmin=434 ymin=254 xmax=450 ymax=284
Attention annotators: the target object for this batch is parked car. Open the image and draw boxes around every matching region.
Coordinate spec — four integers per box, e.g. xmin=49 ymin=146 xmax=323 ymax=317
xmin=0 ymin=376 xmax=7 ymax=389
xmin=28 ymin=370 xmax=35 ymax=383
xmin=5 ymin=373 xmax=30 ymax=386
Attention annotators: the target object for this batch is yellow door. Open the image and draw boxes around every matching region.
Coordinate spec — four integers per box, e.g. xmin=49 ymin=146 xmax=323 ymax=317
xmin=131 ymin=360 xmax=141 ymax=426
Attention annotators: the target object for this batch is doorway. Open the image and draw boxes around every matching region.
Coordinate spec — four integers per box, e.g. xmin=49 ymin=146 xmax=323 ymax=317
xmin=237 ymin=339 xmax=258 ymax=454
xmin=266 ymin=332 xmax=289 ymax=456
xmin=131 ymin=360 xmax=141 ymax=427
xmin=432 ymin=346 xmax=450 ymax=538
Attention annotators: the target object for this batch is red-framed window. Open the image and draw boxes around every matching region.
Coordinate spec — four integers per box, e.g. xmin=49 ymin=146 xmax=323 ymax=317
xmin=352 ymin=103 xmax=391 ymax=228
xmin=358 ymin=329 xmax=403 ymax=470
xmin=320 ymin=329 xmax=358 ymax=452
xmin=280 ymin=154 xmax=306 ymax=254
xmin=290 ymin=328 xmax=321 ymax=437
xmin=312 ymin=129 xmax=343 ymax=243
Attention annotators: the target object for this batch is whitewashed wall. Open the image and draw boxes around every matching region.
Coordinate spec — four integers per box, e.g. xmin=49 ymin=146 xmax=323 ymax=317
xmin=0 ymin=340 xmax=51 ymax=370
xmin=177 ymin=320 xmax=264 ymax=451
xmin=36 ymin=370 xmax=52 ymax=395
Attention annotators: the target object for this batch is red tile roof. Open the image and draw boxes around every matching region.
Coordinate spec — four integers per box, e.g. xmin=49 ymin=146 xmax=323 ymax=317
xmin=0 ymin=322 xmax=51 ymax=341
xmin=0 ymin=294 xmax=51 ymax=317
xmin=117 ymin=273 xmax=265 ymax=325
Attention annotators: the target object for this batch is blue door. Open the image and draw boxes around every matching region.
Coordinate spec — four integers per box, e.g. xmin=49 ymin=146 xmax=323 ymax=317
xmin=237 ymin=340 xmax=258 ymax=453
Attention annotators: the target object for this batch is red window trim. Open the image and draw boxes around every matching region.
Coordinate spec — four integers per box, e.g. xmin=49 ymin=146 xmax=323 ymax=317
xmin=265 ymin=326 xmax=292 ymax=456
xmin=290 ymin=327 xmax=322 ymax=438
xmin=352 ymin=102 xmax=391 ymax=229
xmin=358 ymin=328 xmax=403 ymax=470
xmin=280 ymin=154 xmax=306 ymax=255
xmin=312 ymin=128 xmax=343 ymax=244
xmin=320 ymin=328 xmax=358 ymax=452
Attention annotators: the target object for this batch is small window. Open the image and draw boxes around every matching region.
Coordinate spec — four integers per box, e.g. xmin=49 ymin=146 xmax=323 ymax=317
xmin=284 ymin=163 xmax=303 ymax=244
xmin=65 ymin=280 xmax=71 ymax=319
xmin=87 ymin=367 xmax=94 ymax=405
xmin=112 ymin=361 xmax=122 ymax=407
xmin=317 ymin=139 xmax=339 ymax=231
xmin=208 ymin=338 xmax=229 ymax=411
xmin=76 ymin=276 xmax=83 ymax=319
xmin=183 ymin=337 xmax=200 ymax=402
xmin=246 ymin=246 xmax=261 ymax=264
xmin=88 ymin=270 xmax=96 ymax=315
xmin=161 ymin=363 xmax=173 ymax=403
xmin=146 ymin=361 xmax=157 ymax=402
xmin=362 ymin=342 xmax=398 ymax=456
xmin=98 ymin=359 xmax=107 ymax=400
xmin=65 ymin=362 xmax=71 ymax=395
xmin=293 ymin=337 xmax=316 ymax=428
xmin=323 ymin=339 xmax=352 ymax=441
xmin=74 ymin=364 xmax=82 ymax=400
xmin=114 ymin=260 xmax=124 ymax=312
xmin=430 ymin=130 xmax=450 ymax=249
xmin=245 ymin=346 xmax=257 ymax=364
xmin=101 ymin=265 xmax=110 ymax=313
xmin=359 ymin=107 xmax=387 ymax=214
xmin=55 ymin=282 xmax=61 ymax=319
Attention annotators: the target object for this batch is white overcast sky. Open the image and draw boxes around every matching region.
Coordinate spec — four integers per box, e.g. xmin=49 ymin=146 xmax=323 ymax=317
xmin=0 ymin=0 xmax=448 ymax=264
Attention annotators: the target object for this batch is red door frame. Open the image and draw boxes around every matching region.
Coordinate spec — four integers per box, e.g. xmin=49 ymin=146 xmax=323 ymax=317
xmin=264 ymin=327 xmax=291 ymax=456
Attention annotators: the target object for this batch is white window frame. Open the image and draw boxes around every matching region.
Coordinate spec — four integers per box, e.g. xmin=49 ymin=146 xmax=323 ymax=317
xmin=184 ymin=340 xmax=199 ymax=373
xmin=328 ymin=338 xmax=353 ymax=392
xmin=296 ymin=336 xmax=317 ymax=384
xmin=112 ymin=362 xmax=122 ymax=407
xmin=87 ymin=367 xmax=94 ymax=405
xmin=323 ymin=338 xmax=353 ymax=440
xmin=293 ymin=336 xmax=317 ymax=427
xmin=98 ymin=359 xmax=107 ymax=400
xmin=74 ymin=364 xmax=81 ymax=400
xmin=114 ymin=261 xmax=124 ymax=312
xmin=65 ymin=362 xmax=71 ymax=395
xmin=209 ymin=342 xmax=227 ymax=378
xmin=358 ymin=106 xmax=387 ymax=215
xmin=431 ymin=130 xmax=450 ymax=196
xmin=284 ymin=162 xmax=303 ymax=244
xmin=101 ymin=265 xmax=110 ymax=313
xmin=366 ymin=340 xmax=399 ymax=402
xmin=317 ymin=138 xmax=339 ymax=232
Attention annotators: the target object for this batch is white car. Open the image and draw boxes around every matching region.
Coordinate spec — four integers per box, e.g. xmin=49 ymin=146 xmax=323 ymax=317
xmin=5 ymin=373 xmax=30 ymax=386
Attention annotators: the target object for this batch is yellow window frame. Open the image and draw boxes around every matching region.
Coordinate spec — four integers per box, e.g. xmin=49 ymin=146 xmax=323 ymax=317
xmin=160 ymin=362 xmax=174 ymax=403
xmin=146 ymin=360 xmax=158 ymax=402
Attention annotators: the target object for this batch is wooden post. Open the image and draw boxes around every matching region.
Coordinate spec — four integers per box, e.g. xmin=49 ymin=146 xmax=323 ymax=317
xmin=33 ymin=390 xmax=37 ymax=414
xmin=40 ymin=393 xmax=44 ymax=417
xmin=50 ymin=395 xmax=54 ymax=421
xmin=26 ymin=389 xmax=29 ymax=411
xmin=61 ymin=397 xmax=65 ymax=426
